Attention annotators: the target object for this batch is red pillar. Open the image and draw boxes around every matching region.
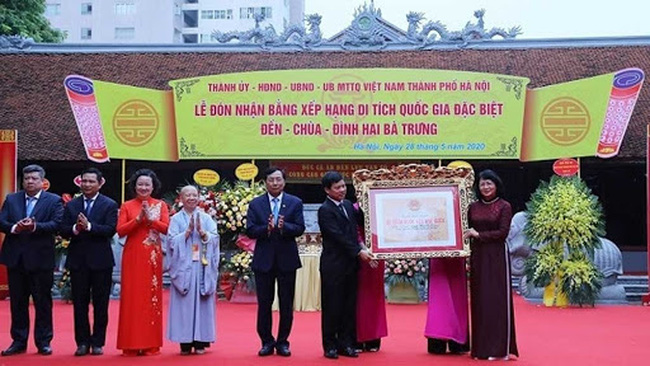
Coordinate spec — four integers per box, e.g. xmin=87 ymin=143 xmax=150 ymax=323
xmin=644 ymin=124 xmax=650 ymax=306
xmin=0 ymin=130 xmax=17 ymax=300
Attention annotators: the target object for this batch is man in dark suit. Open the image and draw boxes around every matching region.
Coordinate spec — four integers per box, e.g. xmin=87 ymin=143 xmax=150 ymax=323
xmin=318 ymin=171 xmax=373 ymax=359
xmin=0 ymin=164 xmax=63 ymax=356
xmin=60 ymin=167 xmax=117 ymax=356
xmin=246 ymin=167 xmax=305 ymax=357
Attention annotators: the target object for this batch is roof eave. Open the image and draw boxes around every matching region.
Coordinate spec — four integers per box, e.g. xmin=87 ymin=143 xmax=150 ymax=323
xmin=4 ymin=35 xmax=650 ymax=54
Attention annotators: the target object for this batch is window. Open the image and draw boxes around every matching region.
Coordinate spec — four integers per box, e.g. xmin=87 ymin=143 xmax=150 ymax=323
xmin=200 ymin=34 xmax=216 ymax=43
xmin=81 ymin=3 xmax=92 ymax=15
xmin=202 ymin=9 xmax=233 ymax=20
xmin=240 ymin=7 xmax=271 ymax=19
xmin=81 ymin=28 xmax=92 ymax=40
xmin=45 ymin=3 xmax=61 ymax=16
xmin=115 ymin=27 xmax=135 ymax=40
xmin=201 ymin=10 xmax=215 ymax=19
xmin=115 ymin=2 xmax=136 ymax=15
xmin=214 ymin=9 xmax=233 ymax=19
xmin=240 ymin=7 xmax=254 ymax=19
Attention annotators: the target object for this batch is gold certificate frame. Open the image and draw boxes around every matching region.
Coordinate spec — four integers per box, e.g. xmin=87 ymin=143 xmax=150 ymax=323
xmin=353 ymin=164 xmax=474 ymax=259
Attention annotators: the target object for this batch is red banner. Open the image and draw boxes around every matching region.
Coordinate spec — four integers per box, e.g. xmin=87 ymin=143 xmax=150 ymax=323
xmin=0 ymin=130 xmax=17 ymax=299
xmin=271 ymin=160 xmax=412 ymax=183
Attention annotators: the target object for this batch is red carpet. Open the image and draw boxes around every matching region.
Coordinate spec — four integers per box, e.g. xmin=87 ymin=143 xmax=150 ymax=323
xmin=0 ymin=292 xmax=648 ymax=366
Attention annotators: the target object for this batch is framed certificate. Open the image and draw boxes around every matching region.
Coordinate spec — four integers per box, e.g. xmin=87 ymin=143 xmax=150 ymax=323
xmin=353 ymin=164 xmax=474 ymax=259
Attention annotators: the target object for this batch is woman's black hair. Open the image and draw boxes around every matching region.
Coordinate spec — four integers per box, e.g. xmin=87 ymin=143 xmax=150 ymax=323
xmin=474 ymin=169 xmax=505 ymax=199
xmin=128 ymin=168 xmax=161 ymax=196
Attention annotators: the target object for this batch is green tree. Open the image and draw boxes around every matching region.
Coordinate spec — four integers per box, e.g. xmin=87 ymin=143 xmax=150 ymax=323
xmin=0 ymin=0 xmax=64 ymax=42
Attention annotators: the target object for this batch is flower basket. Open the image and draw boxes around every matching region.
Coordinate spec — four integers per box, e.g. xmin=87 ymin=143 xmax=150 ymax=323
xmin=524 ymin=176 xmax=605 ymax=307
xmin=216 ymin=181 xmax=266 ymax=250
xmin=221 ymin=249 xmax=256 ymax=303
xmin=387 ymin=281 xmax=420 ymax=304
xmin=165 ymin=180 xmax=266 ymax=251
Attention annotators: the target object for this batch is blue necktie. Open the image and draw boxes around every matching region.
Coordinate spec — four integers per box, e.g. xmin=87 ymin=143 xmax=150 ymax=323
xmin=25 ymin=197 xmax=36 ymax=217
xmin=84 ymin=198 xmax=94 ymax=216
xmin=272 ymin=197 xmax=280 ymax=225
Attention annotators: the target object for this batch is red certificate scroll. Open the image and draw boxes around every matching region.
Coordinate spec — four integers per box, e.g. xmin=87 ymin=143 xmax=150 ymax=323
xmin=64 ymin=75 xmax=109 ymax=163
xmin=596 ymin=68 xmax=645 ymax=158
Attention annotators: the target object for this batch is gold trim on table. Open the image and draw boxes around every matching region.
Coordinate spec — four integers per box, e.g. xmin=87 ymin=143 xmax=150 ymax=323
xmin=297 ymin=233 xmax=322 ymax=255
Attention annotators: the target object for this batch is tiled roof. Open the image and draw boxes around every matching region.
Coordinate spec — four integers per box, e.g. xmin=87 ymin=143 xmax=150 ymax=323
xmin=1 ymin=43 xmax=648 ymax=160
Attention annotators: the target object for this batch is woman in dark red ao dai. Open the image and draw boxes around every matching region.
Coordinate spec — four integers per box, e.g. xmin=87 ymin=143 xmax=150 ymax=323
xmin=463 ymin=169 xmax=518 ymax=361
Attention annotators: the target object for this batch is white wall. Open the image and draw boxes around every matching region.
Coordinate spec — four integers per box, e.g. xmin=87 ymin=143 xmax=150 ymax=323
xmin=46 ymin=0 xmax=176 ymax=43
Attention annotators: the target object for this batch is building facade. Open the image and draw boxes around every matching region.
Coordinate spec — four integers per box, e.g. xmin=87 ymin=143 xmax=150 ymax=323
xmin=4 ymin=3 xmax=649 ymax=274
xmin=45 ymin=0 xmax=305 ymax=44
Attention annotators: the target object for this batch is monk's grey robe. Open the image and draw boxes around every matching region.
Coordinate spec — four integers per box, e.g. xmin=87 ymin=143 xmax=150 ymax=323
xmin=166 ymin=209 xmax=220 ymax=344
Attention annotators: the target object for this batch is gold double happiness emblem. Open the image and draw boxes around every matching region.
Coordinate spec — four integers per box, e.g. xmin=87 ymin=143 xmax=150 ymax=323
xmin=113 ymin=100 xmax=159 ymax=146
xmin=540 ymin=97 xmax=591 ymax=146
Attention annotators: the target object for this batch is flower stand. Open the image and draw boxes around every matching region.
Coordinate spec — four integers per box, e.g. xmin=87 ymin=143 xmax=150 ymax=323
xmin=220 ymin=277 xmax=235 ymax=300
xmin=543 ymin=277 xmax=568 ymax=307
xmin=387 ymin=282 xmax=420 ymax=304
xmin=230 ymin=282 xmax=257 ymax=303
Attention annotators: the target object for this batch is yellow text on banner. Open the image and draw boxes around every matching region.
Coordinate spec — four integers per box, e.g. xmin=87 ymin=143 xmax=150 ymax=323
xmin=169 ymin=68 xmax=530 ymax=160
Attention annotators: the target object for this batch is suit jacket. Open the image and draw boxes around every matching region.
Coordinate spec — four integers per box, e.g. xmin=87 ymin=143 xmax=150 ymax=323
xmin=318 ymin=198 xmax=362 ymax=275
xmin=0 ymin=190 xmax=63 ymax=271
xmin=60 ymin=193 xmax=118 ymax=271
xmin=246 ymin=192 xmax=305 ymax=273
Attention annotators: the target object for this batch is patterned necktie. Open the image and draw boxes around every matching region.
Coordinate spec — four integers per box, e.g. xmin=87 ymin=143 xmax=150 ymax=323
xmin=272 ymin=197 xmax=280 ymax=225
xmin=84 ymin=198 xmax=94 ymax=216
xmin=25 ymin=197 xmax=36 ymax=217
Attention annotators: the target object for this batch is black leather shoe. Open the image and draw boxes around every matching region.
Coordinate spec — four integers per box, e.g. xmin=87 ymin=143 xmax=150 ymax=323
xmin=448 ymin=340 xmax=469 ymax=354
xmin=38 ymin=345 xmax=53 ymax=355
xmin=91 ymin=346 xmax=103 ymax=355
xmin=324 ymin=349 xmax=338 ymax=359
xmin=276 ymin=345 xmax=291 ymax=357
xmin=258 ymin=344 xmax=275 ymax=356
xmin=427 ymin=338 xmax=446 ymax=354
xmin=1 ymin=344 xmax=26 ymax=356
xmin=74 ymin=345 xmax=89 ymax=356
xmin=338 ymin=346 xmax=358 ymax=358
